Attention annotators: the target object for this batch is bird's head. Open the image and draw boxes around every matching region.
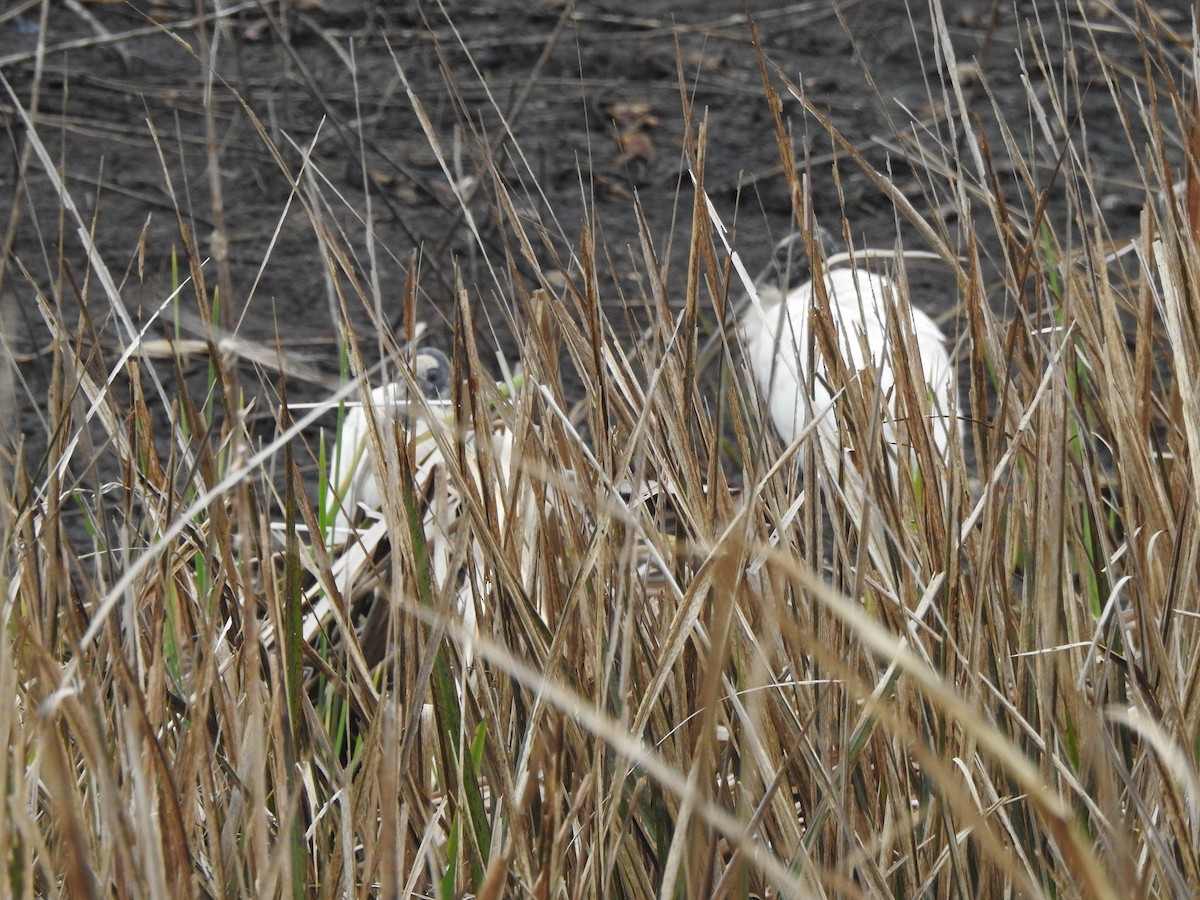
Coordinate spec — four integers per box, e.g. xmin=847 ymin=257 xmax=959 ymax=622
xmin=755 ymin=226 xmax=844 ymax=293
xmin=411 ymin=347 xmax=451 ymax=400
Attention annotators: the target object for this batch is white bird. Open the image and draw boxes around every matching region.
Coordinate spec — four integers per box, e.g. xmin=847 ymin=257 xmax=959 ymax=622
xmin=320 ymin=346 xmax=537 ymax=665
xmin=324 ymin=347 xmax=453 ymax=541
xmin=738 ymin=230 xmax=954 ymax=493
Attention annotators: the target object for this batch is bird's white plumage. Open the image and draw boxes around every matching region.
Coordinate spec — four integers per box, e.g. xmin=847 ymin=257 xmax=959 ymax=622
xmin=325 ymin=348 xmax=453 ymax=541
xmin=321 ymin=350 xmax=523 ymax=657
xmin=325 ymin=383 xmax=447 ymax=539
xmin=740 ymin=265 xmax=953 ymax=477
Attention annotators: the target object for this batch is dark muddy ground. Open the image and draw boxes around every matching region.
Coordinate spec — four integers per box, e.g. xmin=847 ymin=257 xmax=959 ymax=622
xmin=0 ymin=0 xmax=1190 ymax=507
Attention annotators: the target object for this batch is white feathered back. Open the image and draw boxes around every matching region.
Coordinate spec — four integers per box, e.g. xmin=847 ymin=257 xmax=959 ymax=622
xmin=740 ymin=265 xmax=954 ymax=479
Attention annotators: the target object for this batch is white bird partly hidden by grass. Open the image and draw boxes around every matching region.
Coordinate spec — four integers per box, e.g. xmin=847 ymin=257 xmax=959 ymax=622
xmin=316 ymin=345 xmax=526 ymax=664
xmin=324 ymin=346 xmax=455 ymax=541
xmin=737 ymin=228 xmax=955 ymax=511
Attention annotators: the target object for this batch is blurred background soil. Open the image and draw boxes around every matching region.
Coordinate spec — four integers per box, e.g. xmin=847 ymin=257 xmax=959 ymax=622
xmin=0 ymin=0 xmax=1189 ymax=504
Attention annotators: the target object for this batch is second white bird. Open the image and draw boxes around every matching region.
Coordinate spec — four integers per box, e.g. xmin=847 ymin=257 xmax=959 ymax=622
xmin=740 ymin=244 xmax=954 ymax=486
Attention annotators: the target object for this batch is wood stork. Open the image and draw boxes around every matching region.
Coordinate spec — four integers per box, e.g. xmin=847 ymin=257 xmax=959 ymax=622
xmin=738 ymin=229 xmax=954 ymax=496
xmin=324 ymin=347 xmax=452 ymax=541
xmin=320 ymin=346 xmax=534 ymax=665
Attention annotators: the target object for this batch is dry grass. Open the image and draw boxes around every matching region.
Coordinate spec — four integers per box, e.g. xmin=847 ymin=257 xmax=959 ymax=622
xmin=1 ymin=1 xmax=1198 ymax=896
